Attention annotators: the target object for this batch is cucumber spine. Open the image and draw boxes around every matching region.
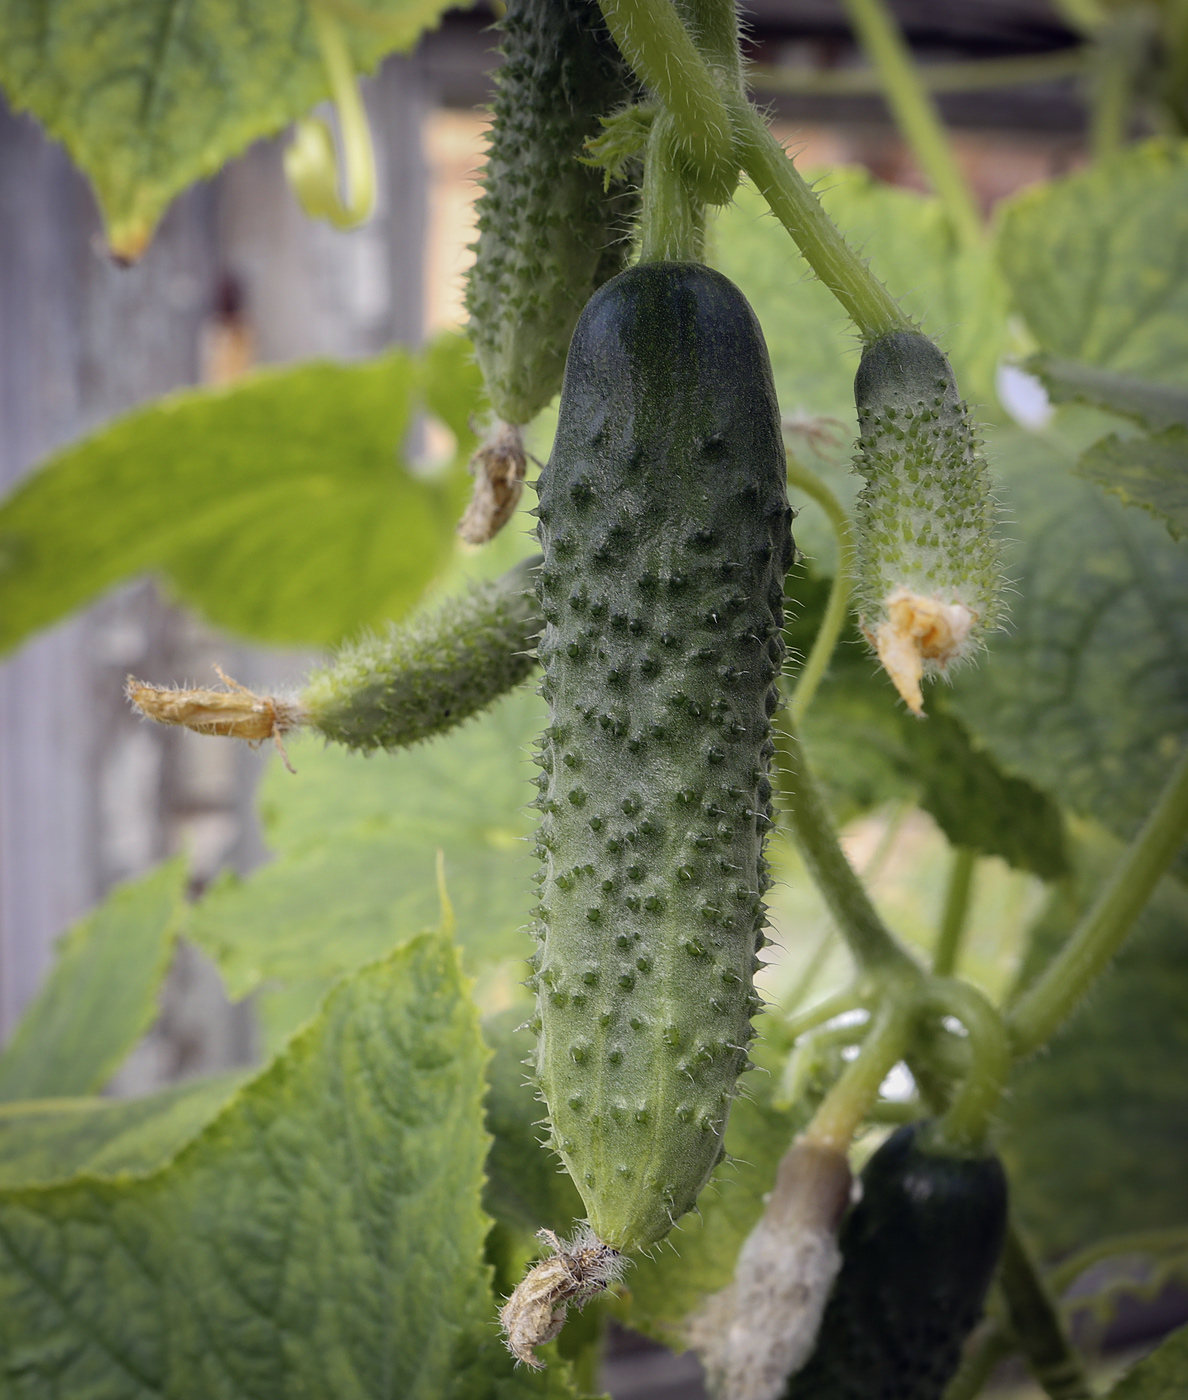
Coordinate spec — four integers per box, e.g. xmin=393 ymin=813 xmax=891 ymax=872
xmin=530 ymin=261 xmax=794 ymax=1255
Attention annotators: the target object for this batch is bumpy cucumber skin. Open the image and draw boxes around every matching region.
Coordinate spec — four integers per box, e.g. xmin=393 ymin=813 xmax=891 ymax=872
xmin=853 ymin=332 xmax=1002 ymax=636
xmin=531 ymin=262 xmax=794 ymax=1253
xmin=466 ymin=0 xmax=639 ymax=427
xmin=302 ymin=557 xmax=541 ymax=752
xmin=788 ymin=1121 xmax=1008 ymax=1400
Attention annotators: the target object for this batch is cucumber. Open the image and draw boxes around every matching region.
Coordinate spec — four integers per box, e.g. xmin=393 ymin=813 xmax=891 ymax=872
xmin=788 ymin=1120 xmax=1008 ymax=1399
xmin=852 ymin=331 xmax=1003 ymax=714
xmin=302 ymin=556 xmax=541 ymax=751
xmin=465 ymin=0 xmax=640 ymax=429
xmin=531 ymin=261 xmax=794 ymax=1254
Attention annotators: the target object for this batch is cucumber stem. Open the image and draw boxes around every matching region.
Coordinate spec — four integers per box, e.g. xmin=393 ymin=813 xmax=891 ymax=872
xmin=999 ymin=1221 xmax=1093 ymax=1400
xmin=785 ymin=455 xmax=856 ymax=727
xmin=637 ymin=112 xmax=706 ymax=262
xmin=840 ymin=0 xmax=983 ymax=249
xmin=774 ymin=722 xmax=920 ymax=979
xmin=932 ymin=846 xmax=976 ymax=977
xmin=917 ymin=978 xmax=1009 ymax=1152
xmin=802 ymin=998 xmax=913 ymax=1152
xmin=596 ymin=0 xmax=737 ymax=196
xmin=1009 ymin=740 xmax=1188 ymax=1058
xmin=736 ymin=105 xmax=912 ymax=342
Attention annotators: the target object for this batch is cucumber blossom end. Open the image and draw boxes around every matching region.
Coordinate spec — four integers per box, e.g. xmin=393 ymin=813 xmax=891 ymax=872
xmin=852 ymin=331 xmax=1005 ymax=715
xmin=500 ymin=1226 xmax=626 ymax=1368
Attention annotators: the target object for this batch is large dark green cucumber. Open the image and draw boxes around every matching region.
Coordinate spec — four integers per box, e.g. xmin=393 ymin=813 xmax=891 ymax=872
xmin=788 ymin=1120 xmax=1008 ymax=1400
xmin=531 ymin=261 xmax=794 ymax=1252
xmin=465 ymin=0 xmax=639 ymax=427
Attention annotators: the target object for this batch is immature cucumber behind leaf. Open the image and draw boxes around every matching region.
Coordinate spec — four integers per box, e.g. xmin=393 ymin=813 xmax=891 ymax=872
xmin=853 ymin=331 xmax=1004 ymax=715
xmin=466 ymin=0 xmax=639 ymax=430
xmin=531 ymin=261 xmax=794 ymax=1255
xmin=788 ymin=1120 xmax=1008 ymax=1400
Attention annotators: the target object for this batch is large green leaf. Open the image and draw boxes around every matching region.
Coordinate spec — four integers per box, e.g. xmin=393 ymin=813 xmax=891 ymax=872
xmin=1028 ymin=354 xmax=1188 ymax=431
xmin=1075 ymin=427 xmax=1188 ymax=540
xmin=949 ymin=415 xmax=1188 ymax=841
xmin=0 ymin=341 xmax=475 ymax=652
xmin=189 ymin=687 xmax=545 ymax=1008
xmin=998 ymin=140 xmax=1188 ymax=383
xmin=0 ymin=0 xmax=455 ymax=259
xmin=0 ymin=1074 xmax=247 ymax=1187
xmin=1001 ymin=834 xmax=1188 ymax=1258
xmin=0 ymin=858 xmax=186 ymax=1102
xmin=1106 ymin=1324 xmax=1188 ymax=1398
xmin=0 ymin=934 xmax=565 ymax=1399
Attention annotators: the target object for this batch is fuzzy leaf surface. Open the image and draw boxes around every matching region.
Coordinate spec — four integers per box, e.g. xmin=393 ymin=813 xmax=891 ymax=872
xmin=0 ymin=346 xmax=473 ymax=653
xmin=1075 ymin=427 xmax=1188 ymax=540
xmin=0 ymin=1074 xmax=247 ymax=1187
xmin=0 ymin=0 xmax=455 ymax=258
xmin=998 ymin=141 xmax=1188 ymax=383
xmin=0 ymin=934 xmax=527 ymax=1399
xmin=0 ymin=859 xmax=185 ymax=1102
xmin=949 ymin=416 xmax=1188 ymax=841
xmin=1002 ymin=841 xmax=1188 ymax=1257
xmin=1106 ymin=1325 xmax=1188 ymax=1398
xmin=189 ymin=688 xmax=544 ymax=1005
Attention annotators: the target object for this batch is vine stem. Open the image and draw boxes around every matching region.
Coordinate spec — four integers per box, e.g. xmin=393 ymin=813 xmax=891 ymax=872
xmin=840 ymin=0 xmax=983 ymax=248
xmin=941 ymin=1318 xmax=1017 ymax=1400
xmin=999 ymin=1220 xmax=1093 ymax=1400
xmin=932 ymin=846 xmax=976 ymax=977
xmin=736 ymin=105 xmax=911 ymax=341
xmin=596 ymin=0 xmax=736 ymax=194
xmin=748 ymin=47 xmax=1090 ymax=99
xmin=1009 ymin=740 xmax=1188 ymax=1057
xmin=785 ymin=455 xmax=856 ymax=727
xmin=637 ymin=112 xmax=705 ymax=262
xmin=916 ymin=978 xmax=1009 ymax=1151
xmin=1045 ymin=1226 xmax=1188 ymax=1297
xmin=775 ymin=721 xmax=920 ymax=980
xmin=801 ymin=998 xmax=914 ymax=1152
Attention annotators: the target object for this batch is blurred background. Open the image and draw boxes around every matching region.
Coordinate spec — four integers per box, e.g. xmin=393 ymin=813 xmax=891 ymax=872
xmin=0 ymin=1 xmax=1174 ymax=1393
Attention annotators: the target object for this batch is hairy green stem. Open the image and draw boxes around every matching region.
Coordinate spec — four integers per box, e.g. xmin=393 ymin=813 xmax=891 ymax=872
xmin=999 ymin=1221 xmax=1093 ymax=1400
xmin=1010 ymin=740 xmax=1188 ymax=1057
xmin=775 ymin=722 xmax=920 ymax=978
xmin=802 ymin=998 xmax=913 ymax=1151
xmin=841 ymin=0 xmax=982 ymax=247
xmin=748 ymin=47 xmax=1090 ymax=98
xmin=596 ymin=0 xmax=736 ymax=195
xmin=917 ymin=978 xmax=1009 ymax=1152
xmin=737 ymin=106 xmax=910 ymax=340
xmin=933 ymin=847 xmax=976 ymax=976
xmin=1088 ymin=10 xmax=1151 ymax=160
xmin=784 ymin=985 xmax=870 ymax=1042
xmin=786 ymin=454 xmax=856 ymax=726
xmin=637 ymin=112 xmax=705 ymax=261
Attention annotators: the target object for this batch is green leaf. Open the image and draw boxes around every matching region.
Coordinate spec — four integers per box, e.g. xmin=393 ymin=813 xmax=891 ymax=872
xmin=949 ymin=415 xmax=1188 ymax=841
xmin=0 ymin=349 xmax=473 ymax=652
xmin=189 ymin=687 xmax=545 ymax=1006
xmin=0 ymin=0 xmax=456 ymax=259
xmin=1027 ymin=354 xmax=1188 ymax=431
xmin=1075 ymin=427 xmax=1188 ymax=540
xmin=0 ymin=1074 xmax=247 ymax=1187
xmin=0 ymin=858 xmax=185 ymax=1102
xmin=1002 ymin=836 xmax=1188 ymax=1257
xmin=1106 ymin=1324 xmax=1188 ymax=1398
xmin=998 ymin=140 xmax=1188 ymax=382
xmin=0 ymin=933 xmax=531 ymax=1399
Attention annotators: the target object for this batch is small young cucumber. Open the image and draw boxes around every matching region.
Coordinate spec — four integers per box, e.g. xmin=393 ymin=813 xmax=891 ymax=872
xmin=465 ymin=0 xmax=639 ymax=429
xmin=788 ymin=1120 xmax=1008 ymax=1400
xmin=303 ymin=556 xmax=541 ymax=751
xmin=852 ymin=331 xmax=1003 ymax=714
xmin=532 ymin=261 xmax=794 ymax=1253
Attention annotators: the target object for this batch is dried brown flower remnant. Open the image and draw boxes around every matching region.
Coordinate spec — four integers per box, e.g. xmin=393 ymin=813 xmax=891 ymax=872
xmin=500 ymin=1226 xmax=624 ymax=1368
xmin=126 ymin=666 xmax=305 ymax=772
xmin=867 ymin=587 xmax=976 ymax=716
xmin=458 ymin=420 xmax=528 ymax=544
